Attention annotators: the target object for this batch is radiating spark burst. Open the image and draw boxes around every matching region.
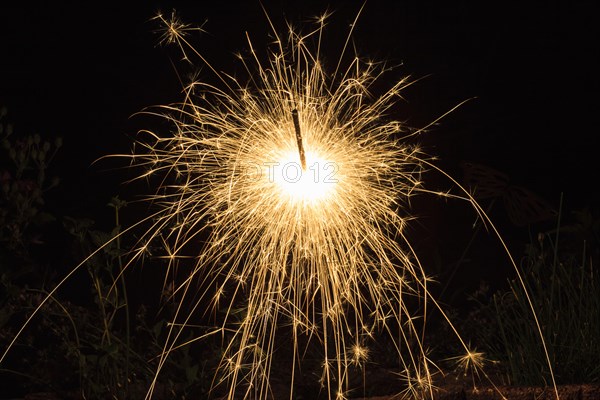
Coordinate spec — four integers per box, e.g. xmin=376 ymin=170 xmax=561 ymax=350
xmin=134 ymin=8 xmax=439 ymax=399
xmin=153 ymin=10 xmax=205 ymax=61
xmin=446 ymin=347 xmax=502 ymax=393
xmin=349 ymin=343 xmax=370 ymax=368
xmin=113 ymin=6 xmax=554 ymax=400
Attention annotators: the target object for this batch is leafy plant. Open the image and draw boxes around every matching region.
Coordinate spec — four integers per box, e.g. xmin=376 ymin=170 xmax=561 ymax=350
xmin=0 ymin=107 xmax=227 ymax=399
xmin=0 ymin=106 xmax=60 ymax=256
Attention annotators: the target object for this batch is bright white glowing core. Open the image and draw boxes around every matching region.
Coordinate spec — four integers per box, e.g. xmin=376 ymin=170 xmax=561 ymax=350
xmin=270 ymin=150 xmax=338 ymax=204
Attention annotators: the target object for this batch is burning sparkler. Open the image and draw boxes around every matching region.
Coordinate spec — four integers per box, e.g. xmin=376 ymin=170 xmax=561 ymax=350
xmin=127 ymin=7 xmax=559 ymax=400
xmin=138 ymin=8 xmax=438 ymax=399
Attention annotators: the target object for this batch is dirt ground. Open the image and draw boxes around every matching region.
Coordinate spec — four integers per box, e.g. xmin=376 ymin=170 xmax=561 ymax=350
xmin=20 ymin=384 xmax=600 ymax=400
xmin=354 ymin=384 xmax=600 ymax=400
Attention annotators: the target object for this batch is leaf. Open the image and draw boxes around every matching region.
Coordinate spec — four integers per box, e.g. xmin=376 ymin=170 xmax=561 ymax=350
xmin=186 ymin=363 xmax=199 ymax=384
xmin=461 ymin=161 xmax=557 ymax=226
xmin=460 ymin=161 xmax=509 ymax=199
xmin=503 ymin=186 xmax=557 ymax=227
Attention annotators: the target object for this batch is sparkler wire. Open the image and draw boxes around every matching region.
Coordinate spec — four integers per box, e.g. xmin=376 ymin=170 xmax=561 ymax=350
xmin=291 ymin=109 xmax=307 ymax=170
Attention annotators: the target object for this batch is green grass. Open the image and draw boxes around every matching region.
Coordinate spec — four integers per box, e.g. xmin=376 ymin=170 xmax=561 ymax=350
xmin=477 ymin=200 xmax=600 ymax=386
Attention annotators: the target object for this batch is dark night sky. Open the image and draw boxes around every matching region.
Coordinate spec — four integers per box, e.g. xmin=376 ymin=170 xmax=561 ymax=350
xmin=1 ymin=1 xmax=599 ymax=290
